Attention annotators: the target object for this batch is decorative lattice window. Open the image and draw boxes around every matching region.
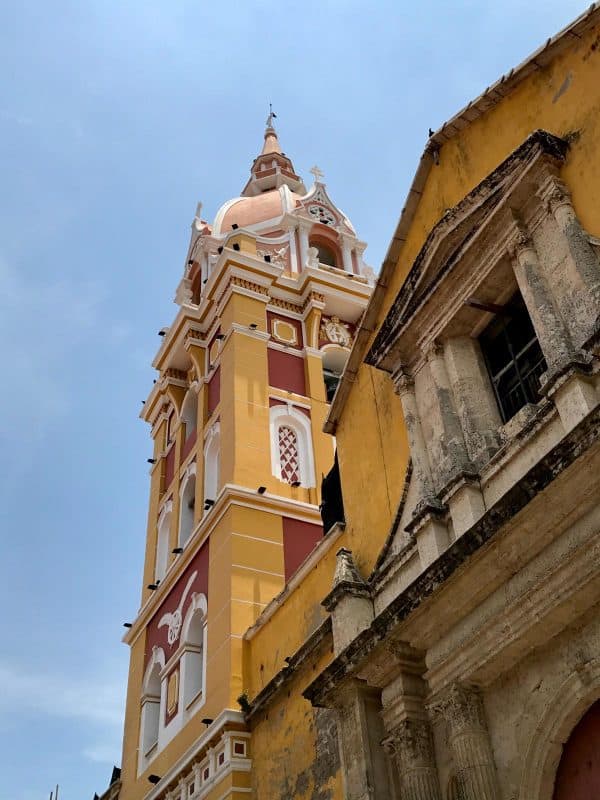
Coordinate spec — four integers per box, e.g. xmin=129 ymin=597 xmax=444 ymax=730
xmin=278 ymin=425 xmax=300 ymax=484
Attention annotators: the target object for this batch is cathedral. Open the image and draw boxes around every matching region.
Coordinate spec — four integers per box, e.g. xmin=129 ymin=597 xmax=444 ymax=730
xmin=102 ymin=5 xmax=600 ymax=800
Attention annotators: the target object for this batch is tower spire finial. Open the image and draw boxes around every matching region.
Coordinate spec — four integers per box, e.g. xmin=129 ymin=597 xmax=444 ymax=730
xmin=266 ymin=103 xmax=277 ymax=130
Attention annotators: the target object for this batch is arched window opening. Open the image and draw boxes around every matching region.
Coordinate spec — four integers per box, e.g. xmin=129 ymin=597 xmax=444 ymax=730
xmin=140 ymin=652 xmax=163 ymax=759
xmin=181 ymin=599 xmax=207 ymax=710
xmin=155 ymin=504 xmax=172 ymax=581
xmin=203 ymin=424 xmax=220 ymax=513
xmin=322 ymin=347 xmax=349 ymax=403
xmin=178 ymin=470 xmax=196 ymax=547
xmin=278 ymin=425 xmax=300 ymax=484
xmin=269 ymin=406 xmax=315 ymax=488
xmin=181 ymin=389 xmax=198 ymax=440
xmin=166 ymin=407 xmax=176 ymax=447
xmin=310 ymin=241 xmax=337 ymax=268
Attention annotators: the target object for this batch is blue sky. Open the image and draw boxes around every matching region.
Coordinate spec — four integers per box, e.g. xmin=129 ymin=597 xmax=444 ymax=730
xmin=0 ymin=1 xmax=587 ymax=797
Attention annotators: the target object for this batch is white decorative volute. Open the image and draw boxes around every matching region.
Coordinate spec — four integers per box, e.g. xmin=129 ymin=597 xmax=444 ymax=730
xmin=158 ymin=570 xmax=198 ymax=646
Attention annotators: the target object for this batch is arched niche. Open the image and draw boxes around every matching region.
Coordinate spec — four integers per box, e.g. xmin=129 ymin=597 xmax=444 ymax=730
xmin=139 ymin=647 xmax=165 ymax=761
xmin=178 ymin=463 xmax=196 ymax=547
xmin=269 ymin=404 xmax=315 ymax=488
xmin=155 ymin=500 xmax=172 ymax=581
xmin=180 ymin=593 xmax=208 ymax=711
xmin=203 ymin=423 xmax=220 ymax=511
xmin=181 ymin=386 xmax=199 ymax=439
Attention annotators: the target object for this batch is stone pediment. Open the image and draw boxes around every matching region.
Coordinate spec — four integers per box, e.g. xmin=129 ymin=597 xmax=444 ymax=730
xmin=367 ymin=130 xmax=568 ymax=371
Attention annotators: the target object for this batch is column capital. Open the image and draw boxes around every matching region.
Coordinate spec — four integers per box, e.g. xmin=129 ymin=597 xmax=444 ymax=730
xmin=383 ymin=718 xmax=435 ymax=765
xmin=507 ymin=226 xmax=535 ymax=261
xmin=424 ymin=339 xmax=445 ymax=362
xmin=391 ymin=365 xmax=414 ymax=396
xmin=431 ymin=683 xmax=485 ymax=733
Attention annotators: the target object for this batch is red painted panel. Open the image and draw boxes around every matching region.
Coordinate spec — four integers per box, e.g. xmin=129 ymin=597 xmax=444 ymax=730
xmin=181 ymin=430 xmax=197 ymax=463
xmin=207 ymin=366 xmax=220 ymax=416
xmin=554 ymin=700 xmax=600 ymax=800
xmin=268 ymin=348 xmax=306 ymax=396
xmin=145 ymin=540 xmax=210 ymax=667
xmin=164 ymin=444 xmax=176 ymax=488
xmin=282 ymin=517 xmax=323 ymax=581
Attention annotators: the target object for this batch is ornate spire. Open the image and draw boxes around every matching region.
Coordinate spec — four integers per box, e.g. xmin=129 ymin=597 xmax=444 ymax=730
xmin=241 ymin=113 xmax=306 ymax=197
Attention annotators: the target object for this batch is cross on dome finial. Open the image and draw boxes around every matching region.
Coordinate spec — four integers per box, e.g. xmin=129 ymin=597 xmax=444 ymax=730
xmin=266 ymin=103 xmax=277 ymax=129
xmin=310 ymin=165 xmax=325 ymax=182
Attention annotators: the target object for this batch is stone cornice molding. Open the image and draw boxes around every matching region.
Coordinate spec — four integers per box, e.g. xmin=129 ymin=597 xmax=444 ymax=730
xmin=303 ymin=405 xmax=600 ymax=707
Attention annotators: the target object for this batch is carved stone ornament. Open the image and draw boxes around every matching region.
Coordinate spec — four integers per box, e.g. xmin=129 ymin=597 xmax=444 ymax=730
xmin=545 ymin=181 xmax=571 ymax=213
xmin=257 ymin=244 xmax=289 ymax=267
xmin=386 ymin=718 xmax=435 ymax=767
xmin=433 ymin=684 xmax=486 ymax=734
xmin=391 ymin=366 xmax=414 ymax=396
xmin=307 ymin=246 xmax=320 ymax=269
xmin=308 ymin=204 xmax=336 ymax=226
xmin=157 ymin=571 xmax=198 ymax=646
xmin=320 ymin=315 xmax=351 ymax=347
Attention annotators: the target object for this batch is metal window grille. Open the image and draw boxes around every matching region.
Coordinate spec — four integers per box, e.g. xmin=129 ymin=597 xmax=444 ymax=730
xmin=480 ymin=293 xmax=547 ymax=423
xmin=278 ymin=425 xmax=300 ymax=484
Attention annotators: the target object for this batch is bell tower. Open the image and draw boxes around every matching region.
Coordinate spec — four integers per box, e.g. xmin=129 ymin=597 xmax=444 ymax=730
xmin=118 ymin=117 xmax=373 ymax=800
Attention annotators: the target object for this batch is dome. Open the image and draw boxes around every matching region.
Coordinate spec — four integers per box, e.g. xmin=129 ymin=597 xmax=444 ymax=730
xmin=213 ymin=186 xmax=301 ymax=235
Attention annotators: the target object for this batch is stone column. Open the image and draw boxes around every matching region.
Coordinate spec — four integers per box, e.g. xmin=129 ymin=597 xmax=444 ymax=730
xmin=298 ymin=221 xmax=311 ymax=269
xmin=444 ymin=336 xmax=502 ymax=465
xmin=391 ymin=367 xmax=433 ymax=502
xmin=340 ymin=235 xmax=353 ymax=273
xmin=334 ymin=679 xmax=393 ymax=800
xmin=426 ymin=341 xmax=475 ymax=483
xmin=287 ymin=222 xmax=299 ymax=273
xmin=546 ymin=182 xmax=600 ymax=336
xmin=511 ymin=230 xmax=574 ymax=370
xmin=434 ymin=685 xmax=499 ymax=800
xmin=383 ymin=718 xmax=442 ymax=800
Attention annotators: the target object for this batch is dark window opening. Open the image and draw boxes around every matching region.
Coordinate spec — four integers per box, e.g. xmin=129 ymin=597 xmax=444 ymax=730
xmin=323 ymin=369 xmax=341 ymax=402
xmin=479 ymin=292 xmax=547 ymax=423
xmin=313 ymin=243 xmax=337 ymax=268
xmin=320 ymin=451 xmax=344 ymax=534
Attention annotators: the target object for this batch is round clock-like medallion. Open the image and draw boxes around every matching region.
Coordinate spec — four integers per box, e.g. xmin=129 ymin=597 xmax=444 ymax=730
xmin=308 ymin=204 xmax=335 ymax=225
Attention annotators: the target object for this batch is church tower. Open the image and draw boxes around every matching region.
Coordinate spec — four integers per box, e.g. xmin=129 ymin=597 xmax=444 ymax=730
xmin=118 ymin=116 xmax=373 ymax=800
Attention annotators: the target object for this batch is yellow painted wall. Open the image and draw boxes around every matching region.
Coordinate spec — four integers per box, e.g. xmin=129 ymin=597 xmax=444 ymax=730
xmin=250 ymin=648 xmax=342 ymax=800
xmin=241 ymin=18 xmax=600 ymax=800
